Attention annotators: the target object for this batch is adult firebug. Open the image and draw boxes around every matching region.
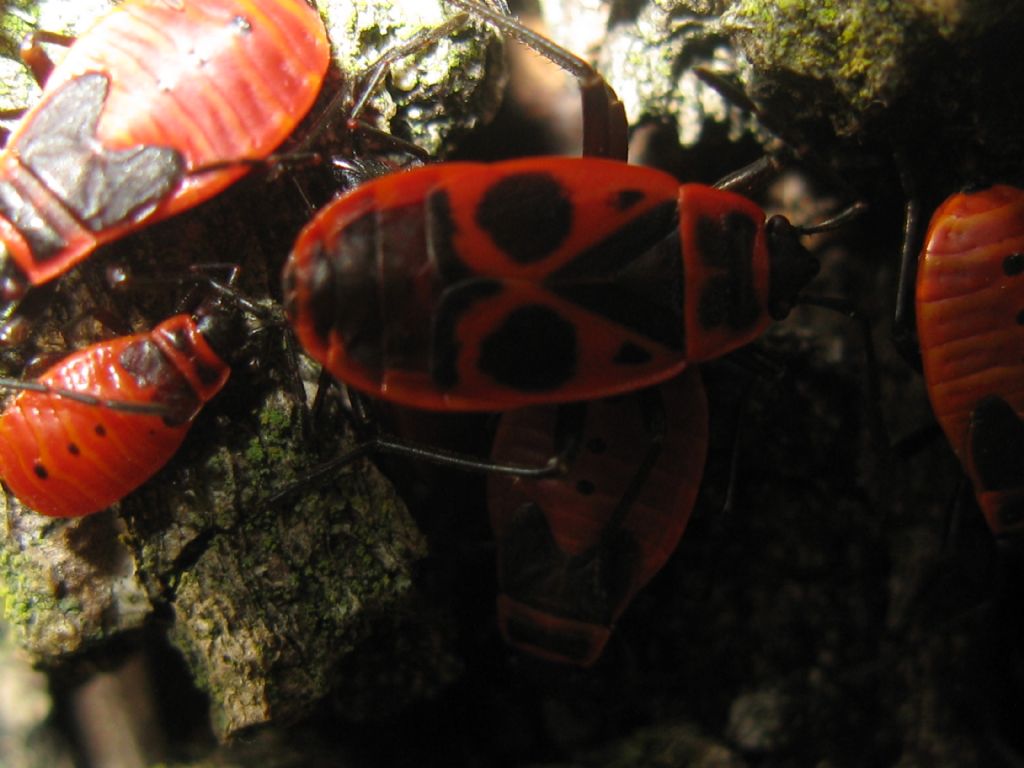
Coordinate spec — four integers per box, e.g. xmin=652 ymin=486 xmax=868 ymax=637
xmin=282 ymin=0 xmax=836 ymax=412
xmin=486 ymin=369 xmax=708 ymax=665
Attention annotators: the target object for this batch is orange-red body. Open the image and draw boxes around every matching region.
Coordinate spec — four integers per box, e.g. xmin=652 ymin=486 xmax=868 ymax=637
xmin=486 ymin=369 xmax=708 ymax=665
xmin=0 ymin=314 xmax=230 ymax=517
xmin=0 ymin=0 xmax=328 ymax=295
xmin=284 ymin=157 xmax=802 ymax=411
xmin=917 ymin=185 xmax=1024 ymax=536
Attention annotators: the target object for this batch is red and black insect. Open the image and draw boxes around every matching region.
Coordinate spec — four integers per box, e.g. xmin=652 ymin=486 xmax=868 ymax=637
xmin=0 ymin=291 xmax=246 ymax=518
xmin=0 ymin=0 xmax=329 ymax=314
xmin=486 ymin=369 xmax=708 ymax=666
xmin=915 ymin=184 xmax=1024 ymax=539
xmin=281 ymin=0 xmax=827 ymax=412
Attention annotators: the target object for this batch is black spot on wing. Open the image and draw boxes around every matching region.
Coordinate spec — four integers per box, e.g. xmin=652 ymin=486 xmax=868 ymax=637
xmin=475 ymin=172 xmax=572 ymax=264
xmin=478 ymin=304 xmax=577 ymax=393
xmin=547 ymin=201 xmax=684 ymax=351
xmin=611 ymin=189 xmax=645 ymax=210
xmin=17 ymin=73 xmax=185 ymax=232
xmin=696 ymin=211 xmax=761 ymax=332
xmin=1003 ymin=252 xmax=1024 ymax=276
xmin=33 ymin=462 xmax=48 ymax=480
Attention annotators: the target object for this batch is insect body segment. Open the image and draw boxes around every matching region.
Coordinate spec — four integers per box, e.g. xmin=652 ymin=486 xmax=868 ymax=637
xmin=284 ymin=156 xmax=816 ymax=411
xmin=487 ymin=369 xmax=708 ymax=666
xmin=0 ymin=299 xmax=241 ymax=518
xmin=916 ymin=185 xmax=1024 ymax=537
xmin=0 ymin=0 xmax=329 ymax=307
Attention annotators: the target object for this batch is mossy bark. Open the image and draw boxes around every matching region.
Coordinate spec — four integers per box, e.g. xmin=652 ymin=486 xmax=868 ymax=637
xmin=0 ymin=0 xmax=505 ymax=752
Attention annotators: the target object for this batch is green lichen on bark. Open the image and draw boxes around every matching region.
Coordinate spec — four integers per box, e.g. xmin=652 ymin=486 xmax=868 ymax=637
xmin=117 ymin=369 xmax=433 ymax=739
xmin=0 ymin=0 xmax=115 ymax=61
xmin=315 ymin=0 xmax=507 ymax=155
xmin=1 ymin=0 xmax=112 ymax=121
xmin=0 ymin=2 xmax=34 ymax=58
xmin=599 ymin=0 xmax=758 ymax=150
xmin=0 ymin=0 xmax=497 ymax=724
xmin=1 ymin=2 xmax=39 ymax=113
xmin=719 ymin=0 xmax=1024 ymax=139
xmin=1 ymin=0 xmax=507 ymax=154
xmin=0 ymin=501 xmax=151 ymax=661
xmin=720 ymin=0 xmax=922 ymax=129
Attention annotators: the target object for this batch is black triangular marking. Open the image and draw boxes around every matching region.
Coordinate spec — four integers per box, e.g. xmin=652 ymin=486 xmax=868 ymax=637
xmin=545 ymin=201 xmax=684 ymax=350
xmin=17 ymin=73 xmax=185 ymax=232
xmin=497 ymin=499 xmax=638 ymax=624
xmin=17 ymin=72 xmax=109 ymax=148
xmin=499 ymin=502 xmax=565 ymax=594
